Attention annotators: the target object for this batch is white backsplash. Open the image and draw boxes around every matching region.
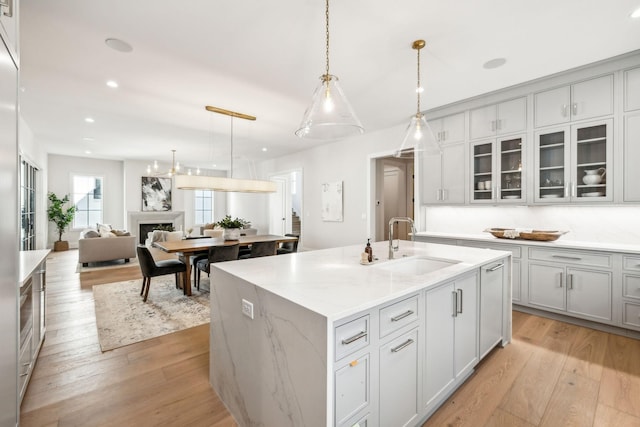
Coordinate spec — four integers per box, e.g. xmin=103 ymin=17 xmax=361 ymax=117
xmin=423 ymin=205 xmax=640 ymax=244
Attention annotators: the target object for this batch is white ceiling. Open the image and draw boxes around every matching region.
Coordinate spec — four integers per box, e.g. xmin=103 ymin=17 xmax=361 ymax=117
xmin=19 ymin=0 xmax=640 ymax=171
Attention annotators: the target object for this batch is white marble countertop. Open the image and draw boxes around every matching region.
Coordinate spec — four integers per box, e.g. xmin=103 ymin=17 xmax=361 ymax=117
xmin=213 ymin=241 xmax=509 ymax=321
xmin=19 ymin=249 xmax=50 ymax=287
xmin=416 ymin=231 xmax=640 ymax=255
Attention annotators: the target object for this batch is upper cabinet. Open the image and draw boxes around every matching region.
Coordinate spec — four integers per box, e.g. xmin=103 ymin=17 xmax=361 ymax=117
xmin=0 ymin=0 xmax=18 ymax=64
xmin=471 ymin=135 xmax=526 ymax=204
xmin=470 ymin=97 xmax=527 ymax=140
xmin=429 ymin=112 xmax=466 ymax=144
xmin=624 ymin=113 xmax=640 ymax=202
xmin=624 ymin=67 xmax=640 ymax=112
xmin=534 ymin=75 xmax=613 ymax=128
xmin=534 ymin=119 xmax=613 ymax=203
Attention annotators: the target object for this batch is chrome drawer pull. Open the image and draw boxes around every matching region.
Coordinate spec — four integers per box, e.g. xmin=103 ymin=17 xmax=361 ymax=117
xmin=391 ymin=310 xmax=414 ymax=322
xmin=341 ymin=331 xmax=367 ymax=345
xmin=391 ymin=338 xmax=414 ymax=353
xmin=551 ymin=255 xmax=582 ymax=261
xmin=486 ymin=263 xmax=505 ymax=272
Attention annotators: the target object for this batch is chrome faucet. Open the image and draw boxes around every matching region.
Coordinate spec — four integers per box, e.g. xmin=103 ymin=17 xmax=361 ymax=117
xmin=388 ymin=217 xmax=416 ymax=259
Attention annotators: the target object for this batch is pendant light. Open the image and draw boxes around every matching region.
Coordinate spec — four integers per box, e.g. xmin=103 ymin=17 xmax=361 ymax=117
xmin=146 ymin=150 xmax=182 ymax=176
xmin=175 ymin=106 xmax=277 ymax=193
xmin=394 ymin=40 xmax=440 ymax=157
xmin=295 ymin=0 xmax=364 ymax=140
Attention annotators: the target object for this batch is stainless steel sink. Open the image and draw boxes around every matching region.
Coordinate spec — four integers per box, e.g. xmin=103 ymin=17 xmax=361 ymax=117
xmin=375 ymin=256 xmax=460 ymax=276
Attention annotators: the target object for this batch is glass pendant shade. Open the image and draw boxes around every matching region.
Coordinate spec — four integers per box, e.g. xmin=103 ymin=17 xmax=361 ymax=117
xmin=395 ymin=113 xmax=441 ymax=157
xmin=295 ymin=74 xmax=364 ymax=140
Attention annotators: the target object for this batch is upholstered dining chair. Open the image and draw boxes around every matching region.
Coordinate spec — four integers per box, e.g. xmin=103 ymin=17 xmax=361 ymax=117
xmin=136 ymin=245 xmax=187 ymax=302
xmin=195 ymin=244 xmax=240 ymax=290
xmin=239 ymin=240 xmax=277 ymax=260
xmin=277 ymin=234 xmax=299 ymax=255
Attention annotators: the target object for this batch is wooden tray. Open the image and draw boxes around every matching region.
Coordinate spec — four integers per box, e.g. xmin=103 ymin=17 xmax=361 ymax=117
xmin=484 ymin=228 xmax=568 ymax=241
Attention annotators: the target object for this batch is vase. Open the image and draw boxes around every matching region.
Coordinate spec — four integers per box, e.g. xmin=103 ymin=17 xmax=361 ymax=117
xmin=223 ymin=228 xmax=240 ymax=241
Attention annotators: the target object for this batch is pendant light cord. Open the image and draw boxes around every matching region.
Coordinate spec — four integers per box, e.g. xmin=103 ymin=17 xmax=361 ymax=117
xmin=416 ymin=47 xmax=421 ymax=114
xmin=325 ymin=0 xmax=330 ymax=79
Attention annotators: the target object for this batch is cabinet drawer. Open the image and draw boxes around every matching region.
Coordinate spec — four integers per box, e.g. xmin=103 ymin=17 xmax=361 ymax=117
xmin=335 ymin=354 xmax=369 ymax=426
xmin=623 ymin=275 xmax=640 ymax=301
xmin=623 ymin=256 xmax=640 ymax=272
xmin=622 ymin=302 xmax=640 ymax=329
xmin=528 ymin=247 xmax=611 ymax=268
xmin=461 ymin=241 xmax=521 ymax=259
xmin=335 ymin=315 xmax=370 ymax=361
xmin=379 ymin=295 xmax=419 ymax=338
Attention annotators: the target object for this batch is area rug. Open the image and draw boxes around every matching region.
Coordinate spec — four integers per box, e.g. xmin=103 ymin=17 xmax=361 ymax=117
xmin=77 ymin=258 xmax=139 ymax=273
xmin=93 ymin=276 xmax=210 ymax=352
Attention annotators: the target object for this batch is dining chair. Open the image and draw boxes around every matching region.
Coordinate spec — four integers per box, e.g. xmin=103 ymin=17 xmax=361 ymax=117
xmin=195 ymin=244 xmax=240 ymax=290
xmin=239 ymin=240 xmax=277 ymax=260
xmin=277 ymin=234 xmax=299 ymax=255
xmin=136 ymin=245 xmax=187 ymax=302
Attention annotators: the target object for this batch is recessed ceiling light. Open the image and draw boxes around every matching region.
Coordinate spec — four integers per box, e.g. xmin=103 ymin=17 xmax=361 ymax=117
xmin=105 ymin=38 xmax=133 ymax=53
xmin=483 ymin=58 xmax=507 ymax=69
xmin=632 ymin=7 xmax=640 ymax=18
xmin=84 ymin=117 xmax=95 ymax=123
xmin=106 ymin=80 xmax=118 ymax=88
xmin=85 ymin=150 xmax=92 ymax=154
xmin=83 ymin=137 xmax=94 ymax=142
xmin=262 ymin=147 xmax=268 ymax=152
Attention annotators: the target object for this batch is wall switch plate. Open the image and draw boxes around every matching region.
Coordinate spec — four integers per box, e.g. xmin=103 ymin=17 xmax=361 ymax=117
xmin=242 ymin=299 xmax=254 ymax=319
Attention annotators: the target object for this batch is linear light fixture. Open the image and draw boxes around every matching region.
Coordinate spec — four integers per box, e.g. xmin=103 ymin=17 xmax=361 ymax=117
xmin=175 ymin=106 xmax=276 ymax=193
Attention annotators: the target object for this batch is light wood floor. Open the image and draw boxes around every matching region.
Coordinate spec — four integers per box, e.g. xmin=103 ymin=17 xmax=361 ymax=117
xmin=20 ymin=250 xmax=640 ymax=427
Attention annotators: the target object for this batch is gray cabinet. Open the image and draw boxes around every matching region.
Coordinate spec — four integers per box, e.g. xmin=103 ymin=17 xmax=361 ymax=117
xmin=424 ymin=273 xmax=478 ymax=410
xmin=534 ymin=75 xmax=613 ymax=127
xmin=470 ymin=97 xmax=527 ymax=140
xmin=624 ymin=67 xmax=640 ymax=112
xmin=379 ymin=329 xmax=419 ymax=427
xmin=335 ymin=353 xmax=370 ymax=426
xmin=621 ymin=255 xmax=640 ymax=331
xmin=429 ymin=112 xmax=465 ymax=144
xmin=624 ymin=113 xmax=640 ymax=202
xmin=534 ymin=119 xmax=613 ymax=203
xmin=528 ymin=247 xmax=613 ymax=323
xmin=421 ymin=143 xmax=466 ymax=204
xmin=480 ymin=261 xmax=505 ymax=358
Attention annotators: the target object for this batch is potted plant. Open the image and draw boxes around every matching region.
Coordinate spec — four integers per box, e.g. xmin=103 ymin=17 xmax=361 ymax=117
xmin=216 ymin=215 xmax=246 ymax=240
xmin=47 ymin=192 xmax=76 ymax=251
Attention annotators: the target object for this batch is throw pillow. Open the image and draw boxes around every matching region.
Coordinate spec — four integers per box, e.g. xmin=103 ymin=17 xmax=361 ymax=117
xmin=112 ymin=229 xmax=131 ymax=236
xmin=97 ymin=223 xmax=112 ymax=234
xmin=82 ymin=229 xmax=100 ymax=238
xmin=100 ymin=231 xmax=117 ymax=238
xmin=202 ymin=223 xmax=215 ymax=230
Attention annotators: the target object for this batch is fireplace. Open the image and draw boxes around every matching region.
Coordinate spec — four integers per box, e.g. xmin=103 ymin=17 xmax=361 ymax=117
xmin=127 ymin=211 xmax=185 ymax=245
xmin=139 ymin=223 xmax=172 ymax=244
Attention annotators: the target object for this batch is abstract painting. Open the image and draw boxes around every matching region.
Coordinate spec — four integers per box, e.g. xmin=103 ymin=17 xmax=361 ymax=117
xmin=142 ymin=177 xmax=172 ymax=211
xmin=321 ymin=181 xmax=343 ymax=222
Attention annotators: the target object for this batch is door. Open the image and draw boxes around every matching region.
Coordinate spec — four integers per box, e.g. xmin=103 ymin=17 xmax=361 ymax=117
xmin=535 ymin=85 xmax=571 ymax=127
xmin=496 ymin=97 xmax=527 ymax=135
xmin=625 ymin=67 xmax=640 ymax=112
xmin=571 ymin=75 xmax=613 ymax=122
xmin=535 ymin=127 xmax=570 ymax=202
xmin=471 ymin=140 xmax=495 ymax=203
xmin=379 ymin=329 xmax=419 ymax=427
xmin=497 ymin=136 xmax=524 ymax=202
xmin=441 ymin=143 xmax=465 ymax=203
xmin=566 ymin=268 xmax=612 ymax=321
xmin=528 ymin=263 xmax=565 ymax=311
xmin=470 ymin=104 xmax=496 ymax=140
xmin=424 ymin=282 xmax=455 ymax=407
xmin=624 ymin=113 xmax=640 ymax=201
xmin=269 ymin=177 xmax=287 ymax=235
xmin=420 ymin=151 xmax=441 ymax=204
xmin=480 ymin=263 xmax=504 ymax=358
xmin=570 ymin=119 xmax=613 ymax=202
xmin=454 ymin=274 xmax=478 ymax=378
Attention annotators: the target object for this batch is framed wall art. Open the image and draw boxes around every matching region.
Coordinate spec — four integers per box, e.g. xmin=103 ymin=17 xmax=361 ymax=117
xmin=141 ymin=176 xmax=172 ymax=211
xmin=321 ymin=181 xmax=343 ymax=222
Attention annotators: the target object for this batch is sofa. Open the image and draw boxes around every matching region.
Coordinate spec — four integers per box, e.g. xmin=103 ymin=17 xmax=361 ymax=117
xmin=78 ymin=228 xmax=137 ymax=266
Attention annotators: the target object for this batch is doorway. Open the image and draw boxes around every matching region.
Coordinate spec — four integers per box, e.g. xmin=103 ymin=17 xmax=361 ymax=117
xmin=269 ymin=169 xmax=303 ymax=245
xmin=370 ymin=153 xmax=415 ymax=242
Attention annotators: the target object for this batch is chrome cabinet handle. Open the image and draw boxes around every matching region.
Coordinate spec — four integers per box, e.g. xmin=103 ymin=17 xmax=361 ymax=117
xmin=491 ymin=120 xmax=496 ymax=132
xmin=457 ymin=289 xmax=463 ymax=314
xmin=486 ymin=263 xmax=505 ymax=272
xmin=562 ymin=104 xmax=568 ymax=117
xmin=497 ymin=119 xmax=502 ymax=130
xmin=442 ymin=189 xmax=448 ymax=201
xmin=391 ymin=338 xmax=415 ymax=353
xmin=552 ymin=255 xmax=582 ymax=261
xmin=572 ymin=103 xmax=578 ymax=115
xmin=391 ymin=310 xmax=414 ymax=322
xmin=568 ymin=274 xmax=574 ymax=290
xmin=452 ymin=291 xmax=458 ymax=317
xmin=559 ymin=273 xmax=563 ymax=288
xmin=341 ymin=331 xmax=367 ymax=345
xmin=564 ymin=183 xmax=569 ymax=198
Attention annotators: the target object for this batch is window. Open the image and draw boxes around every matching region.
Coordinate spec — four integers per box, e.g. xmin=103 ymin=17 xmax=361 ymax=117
xmin=72 ymin=175 xmax=103 ymax=229
xmin=194 ymin=189 xmax=213 ymax=224
xmin=20 ymin=157 xmax=38 ymax=250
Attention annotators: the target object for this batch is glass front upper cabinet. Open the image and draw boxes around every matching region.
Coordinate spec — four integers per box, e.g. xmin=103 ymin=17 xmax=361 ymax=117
xmin=535 ymin=119 xmax=612 ymax=203
xmin=499 ymin=137 xmax=524 ymax=201
xmin=472 ymin=135 xmax=525 ymax=203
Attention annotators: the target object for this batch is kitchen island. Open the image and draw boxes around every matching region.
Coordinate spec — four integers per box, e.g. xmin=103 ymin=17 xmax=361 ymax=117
xmin=209 ymin=240 xmax=512 ymax=427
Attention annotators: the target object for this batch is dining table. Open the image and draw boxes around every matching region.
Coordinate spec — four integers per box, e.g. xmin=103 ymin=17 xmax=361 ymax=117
xmin=152 ymin=234 xmax=298 ymax=296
